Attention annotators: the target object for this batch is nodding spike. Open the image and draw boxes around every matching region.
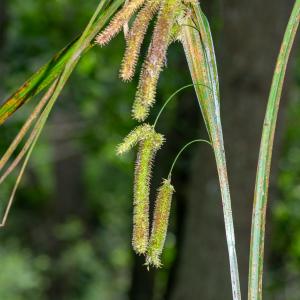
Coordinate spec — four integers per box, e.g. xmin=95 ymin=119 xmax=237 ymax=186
xmin=132 ymin=130 xmax=164 ymax=254
xmin=96 ymin=0 xmax=146 ymax=46
xmin=120 ymin=0 xmax=161 ymax=81
xmin=132 ymin=0 xmax=179 ymax=121
xmin=146 ymin=179 xmax=174 ymax=267
xmin=116 ymin=123 xmax=153 ymax=155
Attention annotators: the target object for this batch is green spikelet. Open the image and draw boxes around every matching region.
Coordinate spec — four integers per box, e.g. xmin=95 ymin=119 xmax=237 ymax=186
xmin=169 ymin=22 xmax=182 ymax=43
xmin=132 ymin=0 xmax=178 ymax=121
xmin=116 ymin=123 xmax=153 ymax=155
xmin=132 ymin=100 xmax=150 ymax=122
xmin=120 ymin=0 xmax=161 ymax=81
xmin=133 ymin=130 xmax=164 ymax=254
xmin=96 ymin=0 xmax=146 ymax=46
xmin=146 ymin=179 xmax=174 ymax=267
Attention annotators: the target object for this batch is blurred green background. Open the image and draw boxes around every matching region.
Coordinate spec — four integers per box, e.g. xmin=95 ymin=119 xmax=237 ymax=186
xmin=0 ymin=0 xmax=299 ymax=299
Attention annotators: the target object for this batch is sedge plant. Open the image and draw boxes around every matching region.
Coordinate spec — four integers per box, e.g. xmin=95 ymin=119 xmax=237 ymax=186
xmin=0 ymin=0 xmax=300 ymax=299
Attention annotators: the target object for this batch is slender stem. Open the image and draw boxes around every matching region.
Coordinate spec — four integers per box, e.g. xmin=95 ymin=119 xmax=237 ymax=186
xmin=153 ymin=83 xmax=212 ymax=128
xmin=248 ymin=1 xmax=300 ymax=299
xmin=168 ymin=139 xmax=211 ymax=179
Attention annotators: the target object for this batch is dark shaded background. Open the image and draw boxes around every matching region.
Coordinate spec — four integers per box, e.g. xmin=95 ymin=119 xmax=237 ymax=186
xmin=0 ymin=0 xmax=300 ymax=299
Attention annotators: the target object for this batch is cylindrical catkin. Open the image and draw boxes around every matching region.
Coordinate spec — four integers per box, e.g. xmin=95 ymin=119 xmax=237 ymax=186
xmin=120 ymin=0 xmax=161 ymax=81
xmin=132 ymin=131 xmax=164 ymax=254
xmin=96 ymin=0 xmax=146 ymax=46
xmin=146 ymin=179 xmax=174 ymax=267
xmin=116 ymin=123 xmax=153 ymax=155
xmin=132 ymin=0 xmax=178 ymax=121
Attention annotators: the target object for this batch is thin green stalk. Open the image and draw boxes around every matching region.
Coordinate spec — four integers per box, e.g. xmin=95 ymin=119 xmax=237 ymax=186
xmin=181 ymin=4 xmax=241 ymax=299
xmin=153 ymin=82 xmax=212 ymax=128
xmin=248 ymin=2 xmax=300 ymax=299
xmin=168 ymin=139 xmax=211 ymax=179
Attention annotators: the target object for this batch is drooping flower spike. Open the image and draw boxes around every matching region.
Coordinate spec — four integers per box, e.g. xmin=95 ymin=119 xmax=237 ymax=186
xmin=117 ymin=125 xmax=165 ymax=254
xmin=116 ymin=123 xmax=153 ymax=155
xmin=132 ymin=0 xmax=179 ymax=121
xmin=96 ymin=0 xmax=146 ymax=46
xmin=120 ymin=0 xmax=161 ymax=81
xmin=133 ymin=131 xmax=164 ymax=253
xmin=96 ymin=0 xmax=197 ymax=121
xmin=146 ymin=138 xmax=210 ymax=267
xmin=146 ymin=178 xmax=174 ymax=267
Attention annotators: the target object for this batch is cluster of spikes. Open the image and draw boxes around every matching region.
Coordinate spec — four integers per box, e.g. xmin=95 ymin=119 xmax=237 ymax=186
xmin=97 ymin=0 xmax=197 ymax=268
xmin=117 ymin=124 xmax=174 ymax=268
xmin=96 ymin=0 xmax=197 ymax=121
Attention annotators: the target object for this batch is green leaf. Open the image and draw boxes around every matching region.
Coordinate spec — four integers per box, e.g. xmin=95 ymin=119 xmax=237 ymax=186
xmin=0 ymin=0 xmax=124 ymax=125
xmin=0 ymin=0 xmax=125 ymax=225
xmin=0 ymin=39 xmax=79 ymax=125
xmin=180 ymin=4 xmax=241 ymax=300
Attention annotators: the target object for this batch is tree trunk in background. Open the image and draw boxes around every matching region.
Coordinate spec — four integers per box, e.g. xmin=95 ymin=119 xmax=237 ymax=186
xmin=169 ymin=1 xmax=294 ymax=299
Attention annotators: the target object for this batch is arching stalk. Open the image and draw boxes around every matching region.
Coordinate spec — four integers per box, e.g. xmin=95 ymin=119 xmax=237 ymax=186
xmin=153 ymin=82 xmax=212 ymax=128
xmin=168 ymin=139 xmax=211 ymax=179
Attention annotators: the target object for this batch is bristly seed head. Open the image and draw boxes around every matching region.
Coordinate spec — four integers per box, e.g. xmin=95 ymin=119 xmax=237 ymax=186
xmin=116 ymin=123 xmax=153 ymax=155
xmin=96 ymin=0 xmax=146 ymax=46
xmin=146 ymin=179 xmax=175 ymax=267
xmin=120 ymin=0 xmax=161 ymax=81
xmin=132 ymin=100 xmax=151 ymax=122
xmin=96 ymin=0 xmax=192 ymax=121
xmin=132 ymin=129 xmax=165 ymax=254
xmin=132 ymin=0 xmax=179 ymax=121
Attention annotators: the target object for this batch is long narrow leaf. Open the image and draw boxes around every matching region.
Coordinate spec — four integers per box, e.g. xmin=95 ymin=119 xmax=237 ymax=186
xmin=0 ymin=81 xmax=57 ymax=174
xmin=0 ymin=0 xmax=125 ymax=225
xmin=248 ymin=2 xmax=300 ymax=299
xmin=0 ymin=0 xmax=124 ymax=125
xmin=181 ymin=4 xmax=241 ymax=300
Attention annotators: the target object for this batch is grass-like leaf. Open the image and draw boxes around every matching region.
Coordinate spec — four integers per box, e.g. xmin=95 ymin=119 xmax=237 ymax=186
xmin=0 ymin=0 xmax=125 ymax=125
xmin=0 ymin=0 xmax=125 ymax=225
xmin=181 ymin=4 xmax=241 ymax=299
xmin=0 ymin=81 xmax=57 ymax=184
xmin=248 ymin=1 xmax=300 ymax=299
